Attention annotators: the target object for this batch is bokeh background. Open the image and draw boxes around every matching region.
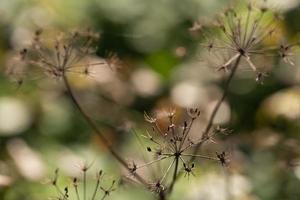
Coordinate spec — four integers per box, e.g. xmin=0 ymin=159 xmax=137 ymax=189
xmin=1 ymin=0 xmax=300 ymax=199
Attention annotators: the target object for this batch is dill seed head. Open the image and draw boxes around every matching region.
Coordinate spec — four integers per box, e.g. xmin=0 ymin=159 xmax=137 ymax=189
xmin=197 ymin=1 xmax=299 ymax=83
xmin=127 ymin=108 xmax=230 ymax=196
xmin=6 ymin=28 xmax=118 ymax=86
xmin=187 ymin=108 xmax=201 ymax=119
xmin=216 ymin=151 xmax=229 ymax=166
xmin=49 ymin=167 xmax=116 ymax=200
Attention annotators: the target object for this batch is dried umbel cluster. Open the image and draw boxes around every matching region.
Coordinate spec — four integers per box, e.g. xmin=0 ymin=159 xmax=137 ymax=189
xmin=5 ymin=1 xmax=300 ymax=200
xmin=50 ymin=167 xmax=116 ymax=200
xmin=127 ymin=108 xmax=231 ymax=196
xmin=194 ymin=1 xmax=299 ymax=84
xmin=6 ymin=28 xmax=120 ymax=86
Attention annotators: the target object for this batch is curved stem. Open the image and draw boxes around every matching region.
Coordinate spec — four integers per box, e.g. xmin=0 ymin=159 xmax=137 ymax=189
xmin=188 ymin=55 xmax=241 ymax=163
xmin=168 ymin=55 xmax=242 ymax=200
xmin=62 ymin=74 xmax=147 ymax=186
xmin=202 ymin=54 xmax=241 ymax=140
xmin=163 ymin=56 xmax=242 ymax=200
xmin=159 ymin=55 xmax=242 ymax=200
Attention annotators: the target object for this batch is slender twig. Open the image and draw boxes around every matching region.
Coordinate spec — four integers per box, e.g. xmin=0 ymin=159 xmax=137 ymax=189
xmin=83 ymin=170 xmax=86 ymax=200
xmin=204 ymin=55 xmax=241 ymax=139
xmin=193 ymin=54 xmax=242 ymax=155
xmin=74 ymin=184 xmax=80 ymax=200
xmin=62 ymin=73 xmax=148 ymax=186
xmin=160 ymin=158 xmax=176 ymax=183
xmin=159 ymin=191 xmax=166 ymax=200
xmin=179 ymin=118 xmax=195 ymax=150
xmin=163 ymin=55 xmax=242 ymax=199
xmin=167 ymin=156 xmax=179 ymax=194
xmin=181 ymin=154 xmax=219 ymax=161
xmin=100 ymin=193 xmax=107 ymax=200
xmin=137 ymin=156 xmax=171 ymax=169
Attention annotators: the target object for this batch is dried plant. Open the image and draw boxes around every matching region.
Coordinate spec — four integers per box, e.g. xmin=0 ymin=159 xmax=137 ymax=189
xmin=6 ymin=28 xmax=148 ymax=189
xmin=194 ymin=1 xmax=299 ymax=83
xmin=125 ymin=108 xmax=230 ymax=199
xmin=6 ymin=1 xmax=300 ymax=200
xmin=186 ymin=1 xmax=300 ymax=168
xmin=7 ymin=29 xmax=104 ymax=85
xmin=50 ymin=167 xmax=116 ymax=200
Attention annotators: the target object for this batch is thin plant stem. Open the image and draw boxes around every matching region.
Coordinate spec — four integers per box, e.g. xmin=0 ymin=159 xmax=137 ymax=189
xmin=137 ymin=156 xmax=171 ymax=169
xmin=74 ymin=185 xmax=80 ymax=200
xmin=55 ymin=185 xmax=64 ymax=197
xmin=181 ymin=154 xmax=219 ymax=161
xmin=160 ymin=158 xmax=176 ymax=184
xmin=167 ymin=156 xmax=179 ymax=194
xmin=83 ymin=170 xmax=86 ymax=200
xmin=164 ymin=55 xmax=242 ymax=199
xmin=91 ymin=179 xmax=100 ymax=200
xmin=179 ymin=118 xmax=195 ymax=150
xmin=159 ymin=192 xmax=166 ymax=200
xmin=199 ymin=55 xmax=242 ymax=148
xmin=62 ymin=74 xmax=148 ymax=186
xmin=100 ymin=193 xmax=107 ymax=200
xmin=224 ymin=167 xmax=231 ymax=200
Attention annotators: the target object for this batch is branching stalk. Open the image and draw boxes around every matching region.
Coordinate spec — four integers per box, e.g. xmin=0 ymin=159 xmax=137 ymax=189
xmin=164 ymin=55 xmax=242 ymax=199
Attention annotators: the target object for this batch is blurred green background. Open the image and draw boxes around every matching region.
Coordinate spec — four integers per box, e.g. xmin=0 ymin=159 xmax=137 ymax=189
xmin=0 ymin=0 xmax=300 ymax=200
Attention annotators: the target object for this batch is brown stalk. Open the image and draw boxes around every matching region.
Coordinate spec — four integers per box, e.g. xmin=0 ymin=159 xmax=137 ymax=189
xmin=190 ymin=55 xmax=242 ymax=160
xmin=62 ymin=73 xmax=148 ymax=186
xmin=168 ymin=156 xmax=179 ymax=194
xmin=164 ymin=55 xmax=242 ymax=199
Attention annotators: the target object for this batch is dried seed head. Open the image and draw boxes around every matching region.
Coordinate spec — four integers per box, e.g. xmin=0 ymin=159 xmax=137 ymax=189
xmin=187 ymin=108 xmax=201 ymax=119
xmin=51 ymin=168 xmax=59 ymax=186
xmin=128 ymin=162 xmax=137 ymax=174
xmin=97 ymin=170 xmax=103 ymax=180
xmin=73 ymin=177 xmax=78 ymax=186
xmin=147 ymin=147 xmax=152 ymax=152
xmin=8 ymin=28 xmax=104 ymax=85
xmin=255 ymin=72 xmax=269 ymax=85
xmin=213 ymin=126 xmax=232 ymax=135
xmin=199 ymin=1 xmax=291 ymax=82
xmin=50 ymin=167 xmax=116 ymax=200
xmin=64 ymin=187 xmax=69 ymax=198
xmin=216 ymin=151 xmax=228 ymax=166
xmin=167 ymin=108 xmax=176 ymax=119
xmin=144 ymin=111 xmax=157 ymax=124
xmin=149 ymin=181 xmax=165 ymax=194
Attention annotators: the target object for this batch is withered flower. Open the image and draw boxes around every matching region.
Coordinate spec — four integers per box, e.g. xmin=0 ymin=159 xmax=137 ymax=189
xmin=6 ymin=28 xmax=117 ymax=86
xmin=49 ymin=167 xmax=116 ymax=200
xmin=197 ymin=1 xmax=299 ymax=83
xmin=128 ymin=108 xmax=228 ymax=196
